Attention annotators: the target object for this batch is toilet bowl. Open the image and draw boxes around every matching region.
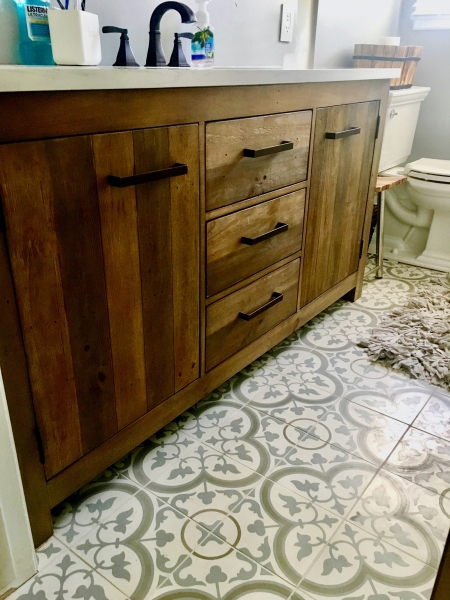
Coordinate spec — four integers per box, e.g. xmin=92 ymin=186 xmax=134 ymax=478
xmin=401 ymin=158 xmax=450 ymax=271
xmin=369 ymin=86 xmax=450 ymax=272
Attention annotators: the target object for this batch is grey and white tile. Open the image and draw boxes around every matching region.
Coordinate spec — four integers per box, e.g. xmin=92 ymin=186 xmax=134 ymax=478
xmin=267 ymin=437 xmax=378 ymax=518
xmin=345 ymin=385 xmax=432 ymax=424
xmin=298 ymin=521 xmax=437 ymax=600
xmin=8 ymin=544 xmax=128 ymax=600
xmin=222 ymin=477 xmax=342 ymax=586
xmin=146 ymin=440 xmax=261 ymax=520
xmin=348 ymin=469 xmax=450 ymax=568
xmin=414 ymin=392 xmax=450 ymax=442
xmin=70 ymin=488 xmax=205 ymax=599
xmin=385 ymin=427 xmax=450 ymax=497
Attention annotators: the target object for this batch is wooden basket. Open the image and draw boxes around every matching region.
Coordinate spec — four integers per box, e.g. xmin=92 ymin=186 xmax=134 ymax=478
xmin=353 ymin=44 xmax=422 ymax=89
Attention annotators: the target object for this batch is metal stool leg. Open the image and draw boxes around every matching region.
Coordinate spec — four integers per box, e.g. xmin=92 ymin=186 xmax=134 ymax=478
xmin=376 ymin=190 xmax=385 ymax=279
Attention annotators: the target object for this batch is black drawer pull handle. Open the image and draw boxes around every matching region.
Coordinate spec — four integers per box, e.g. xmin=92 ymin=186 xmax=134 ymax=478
xmin=239 ymin=292 xmax=283 ymax=321
xmin=242 ymin=222 xmax=288 ymax=246
xmin=108 ymin=163 xmax=188 ymax=188
xmin=325 ymin=127 xmax=361 ymax=140
xmin=243 ymin=141 xmax=293 ymax=158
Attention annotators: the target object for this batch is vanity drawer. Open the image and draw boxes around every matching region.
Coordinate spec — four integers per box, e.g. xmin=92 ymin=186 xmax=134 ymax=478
xmin=207 ymin=190 xmax=305 ymax=297
xmin=206 ymin=258 xmax=300 ymax=371
xmin=206 ymin=111 xmax=312 ymax=211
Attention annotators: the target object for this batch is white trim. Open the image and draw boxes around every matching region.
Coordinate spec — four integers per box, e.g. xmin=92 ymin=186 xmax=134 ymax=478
xmin=412 ymin=0 xmax=450 ymax=29
xmin=0 ymin=368 xmax=36 ymax=597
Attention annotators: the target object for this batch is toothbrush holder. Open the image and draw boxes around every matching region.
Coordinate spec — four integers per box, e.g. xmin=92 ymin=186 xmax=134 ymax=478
xmin=48 ymin=10 xmax=102 ymax=66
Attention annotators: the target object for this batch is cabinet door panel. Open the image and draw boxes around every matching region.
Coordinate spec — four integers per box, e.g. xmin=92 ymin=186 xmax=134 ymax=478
xmin=92 ymin=132 xmax=148 ymax=430
xmin=0 ymin=124 xmax=199 ymax=478
xmin=0 ymin=138 xmax=117 ymax=478
xmin=301 ymin=101 xmax=379 ymax=307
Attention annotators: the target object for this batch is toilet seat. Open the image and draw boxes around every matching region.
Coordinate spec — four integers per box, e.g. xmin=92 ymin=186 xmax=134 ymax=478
xmin=405 ymin=158 xmax=450 ymax=184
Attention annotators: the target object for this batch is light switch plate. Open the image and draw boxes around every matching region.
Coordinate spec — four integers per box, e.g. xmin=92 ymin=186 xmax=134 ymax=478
xmin=280 ymin=2 xmax=295 ymax=43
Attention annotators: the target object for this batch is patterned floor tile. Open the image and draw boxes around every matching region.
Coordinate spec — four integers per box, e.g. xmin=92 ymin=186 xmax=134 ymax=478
xmin=264 ymin=397 xmax=408 ymax=465
xmin=35 ymin=537 xmax=65 ymax=572
xmin=347 ymin=469 xmax=450 ymax=569
xmin=221 ymin=477 xmax=342 ymax=586
xmin=70 ymin=487 xmax=216 ymax=599
xmin=414 ymin=392 xmax=450 ymax=442
xmin=152 ymin=531 xmax=306 ymax=600
xmin=101 ymin=426 xmax=198 ymax=488
xmin=301 ymin=303 xmax=379 ymax=349
xmin=186 ymin=404 xmax=312 ymax=475
xmin=251 ymin=345 xmax=357 ymax=401
xmin=354 ymin=276 xmax=419 ymax=312
xmin=344 ymin=385 xmax=432 ymax=424
xmin=344 ymin=342 xmax=429 ymax=397
xmin=52 ymin=477 xmax=143 ymax=546
xmin=384 ymin=427 xmax=450 ymax=497
xmin=8 ymin=543 xmax=128 ymax=600
xmin=146 ymin=440 xmax=261 ymax=521
xmin=266 ymin=437 xmax=378 ymax=519
xmin=298 ymin=521 xmax=437 ymax=600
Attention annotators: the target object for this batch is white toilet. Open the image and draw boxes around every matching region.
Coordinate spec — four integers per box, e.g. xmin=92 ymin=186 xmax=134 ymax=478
xmin=373 ymin=86 xmax=450 ymax=272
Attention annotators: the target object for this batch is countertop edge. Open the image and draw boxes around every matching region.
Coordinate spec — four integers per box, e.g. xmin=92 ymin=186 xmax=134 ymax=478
xmin=0 ymin=66 xmax=401 ymax=93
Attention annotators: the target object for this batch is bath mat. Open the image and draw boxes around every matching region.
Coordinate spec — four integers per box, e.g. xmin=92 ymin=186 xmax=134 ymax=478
xmin=359 ymin=275 xmax=450 ymax=391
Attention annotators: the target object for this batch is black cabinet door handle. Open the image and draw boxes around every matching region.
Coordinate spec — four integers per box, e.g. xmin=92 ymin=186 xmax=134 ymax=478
xmin=243 ymin=141 xmax=293 ymax=158
xmin=325 ymin=127 xmax=361 ymax=140
xmin=108 ymin=163 xmax=188 ymax=188
xmin=238 ymin=292 xmax=283 ymax=321
xmin=242 ymin=222 xmax=288 ymax=246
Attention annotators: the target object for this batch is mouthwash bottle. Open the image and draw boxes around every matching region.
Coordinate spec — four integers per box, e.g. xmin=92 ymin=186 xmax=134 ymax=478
xmin=13 ymin=0 xmax=54 ymax=65
xmin=191 ymin=0 xmax=214 ymax=68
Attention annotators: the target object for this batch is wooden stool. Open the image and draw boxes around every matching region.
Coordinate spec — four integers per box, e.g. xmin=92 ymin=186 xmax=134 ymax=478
xmin=373 ymin=175 xmax=407 ymax=278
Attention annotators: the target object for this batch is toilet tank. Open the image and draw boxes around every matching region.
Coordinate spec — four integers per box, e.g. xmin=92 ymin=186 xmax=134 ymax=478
xmin=379 ymin=86 xmax=430 ymax=172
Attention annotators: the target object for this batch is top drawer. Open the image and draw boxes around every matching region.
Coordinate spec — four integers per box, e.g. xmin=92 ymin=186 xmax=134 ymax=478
xmin=206 ymin=111 xmax=312 ymax=211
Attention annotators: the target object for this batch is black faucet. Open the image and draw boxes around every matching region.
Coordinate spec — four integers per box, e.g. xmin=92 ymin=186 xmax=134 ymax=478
xmin=146 ymin=1 xmax=196 ymax=67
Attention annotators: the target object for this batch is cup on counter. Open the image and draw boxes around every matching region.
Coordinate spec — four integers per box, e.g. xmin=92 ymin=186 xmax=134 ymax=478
xmin=380 ymin=36 xmax=401 ymax=45
xmin=48 ymin=9 xmax=101 ymax=65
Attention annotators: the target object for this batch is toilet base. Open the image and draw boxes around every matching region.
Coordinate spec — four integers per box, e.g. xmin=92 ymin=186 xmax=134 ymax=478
xmin=383 ymin=248 xmax=450 ymax=273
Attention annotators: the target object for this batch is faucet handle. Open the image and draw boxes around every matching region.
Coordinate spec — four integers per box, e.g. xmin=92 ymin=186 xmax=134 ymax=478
xmin=168 ymin=32 xmax=192 ymax=67
xmin=102 ymin=26 xmax=140 ymax=67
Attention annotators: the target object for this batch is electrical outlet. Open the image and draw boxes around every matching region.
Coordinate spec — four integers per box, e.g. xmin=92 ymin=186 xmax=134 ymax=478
xmin=280 ymin=2 xmax=295 ymax=43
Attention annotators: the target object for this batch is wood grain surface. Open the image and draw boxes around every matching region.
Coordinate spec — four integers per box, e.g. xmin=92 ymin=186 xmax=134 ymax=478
xmin=206 ymin=258 xmax=300 ymax=371
xmin=207 ymin=190 xmax=305 ymax=296
xmin=206 ymin=111 xmax=312 ymax=210
xmin=300 ymin=101 xmax=379 ymax=307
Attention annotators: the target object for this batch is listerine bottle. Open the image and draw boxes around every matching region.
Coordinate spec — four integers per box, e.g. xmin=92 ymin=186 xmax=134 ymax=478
xmin=191 ymin=0 xmax=214 ymax=68
xmin=13 ymin=0 xmax=54 ymax=65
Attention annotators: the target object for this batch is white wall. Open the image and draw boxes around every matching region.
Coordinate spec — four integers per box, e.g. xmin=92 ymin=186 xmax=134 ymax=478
xmin=0 ymin=0 xmax=315 ymax=68
xmin=0 ymin=369 xmax=36 ymax=597
xmin=314 ymin=0 xmax=402 ymax=68
xmin=397 ymin=0 xmax=450 ymax=161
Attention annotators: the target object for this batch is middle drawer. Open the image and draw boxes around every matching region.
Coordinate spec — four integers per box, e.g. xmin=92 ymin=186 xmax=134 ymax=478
xmin=207 ymin=189 xmax=306 ymax=297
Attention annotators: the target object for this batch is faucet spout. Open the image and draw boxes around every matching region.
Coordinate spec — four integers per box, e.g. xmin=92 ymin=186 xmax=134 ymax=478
xmin=146 ymin=1 xmax=196 ymax=67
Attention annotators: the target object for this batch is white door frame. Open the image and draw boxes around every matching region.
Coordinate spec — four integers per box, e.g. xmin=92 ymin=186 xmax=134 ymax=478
xmin=0 ymin=368 xmax=36 ymax=597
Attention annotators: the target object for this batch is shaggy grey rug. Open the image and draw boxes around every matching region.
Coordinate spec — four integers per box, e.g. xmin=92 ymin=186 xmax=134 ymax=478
xmin=359 ymin=275 xmax=450 ymax=391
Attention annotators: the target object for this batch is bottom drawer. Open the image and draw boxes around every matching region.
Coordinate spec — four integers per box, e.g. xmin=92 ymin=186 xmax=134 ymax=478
xmin=206 ymin=259 xmax=300 ymax=371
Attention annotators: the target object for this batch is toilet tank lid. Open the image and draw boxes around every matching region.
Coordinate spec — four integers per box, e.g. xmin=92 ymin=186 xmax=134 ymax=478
xmin=405 ymin=158 xmax=450 ymax=178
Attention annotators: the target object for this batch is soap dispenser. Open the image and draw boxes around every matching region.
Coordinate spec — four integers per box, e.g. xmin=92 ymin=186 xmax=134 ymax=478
xmin=191 ymin=0 xmax=214 ymax=68
xmin=102 ymin=26 xmax=139 ymax=67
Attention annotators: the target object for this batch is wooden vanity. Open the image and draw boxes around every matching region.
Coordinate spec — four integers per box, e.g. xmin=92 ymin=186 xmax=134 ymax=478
xmin=0 ymin=70 xmax=391 ymax=545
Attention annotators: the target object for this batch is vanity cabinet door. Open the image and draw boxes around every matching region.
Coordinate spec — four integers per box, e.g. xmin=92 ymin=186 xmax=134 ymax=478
xmin=300 ymin=101 xmax=379 ymax=307
xmin=0 ymin=124 xmax=199 ymax=479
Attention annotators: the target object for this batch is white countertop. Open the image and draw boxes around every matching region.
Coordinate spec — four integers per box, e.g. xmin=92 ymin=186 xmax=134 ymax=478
xmin=0 ymin=65 xmax=401 ymax=93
